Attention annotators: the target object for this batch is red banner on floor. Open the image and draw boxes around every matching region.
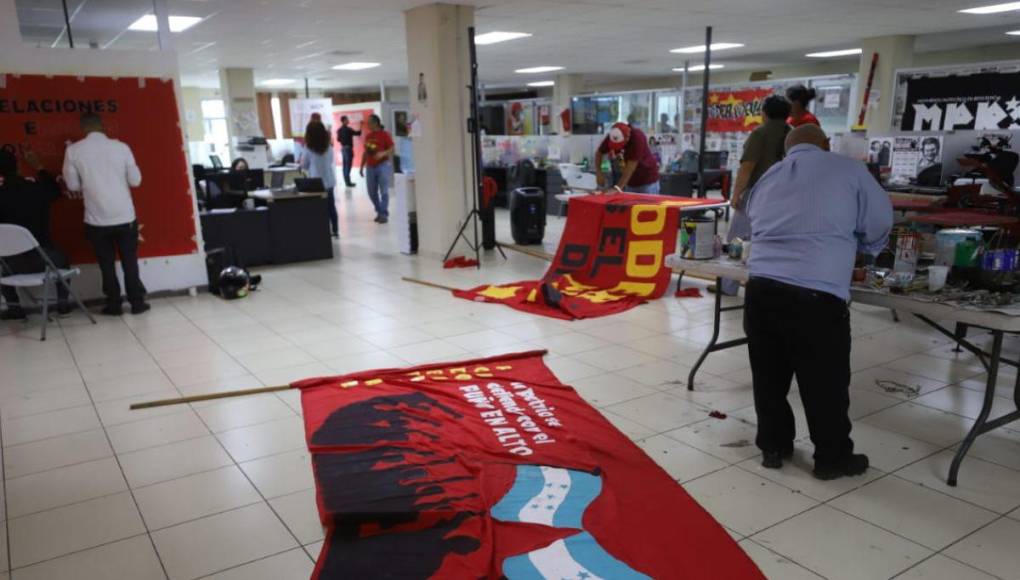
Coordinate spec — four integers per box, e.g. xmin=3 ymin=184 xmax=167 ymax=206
xmin=455 ymin=194 xmax=711 ymax=319
xmin=706 ymin=87 xmax=774 ymax=133
xmin=294 ymin=351 xmax=762 ymax=580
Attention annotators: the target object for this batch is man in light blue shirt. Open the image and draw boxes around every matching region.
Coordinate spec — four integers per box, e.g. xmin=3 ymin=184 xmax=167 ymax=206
xmin=744 ymin=124 xmax=893 ymax=480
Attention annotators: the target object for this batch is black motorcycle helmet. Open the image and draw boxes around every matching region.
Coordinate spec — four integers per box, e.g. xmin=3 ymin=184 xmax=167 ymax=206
xmin=218 ymin=266 xmax=250 ymax=299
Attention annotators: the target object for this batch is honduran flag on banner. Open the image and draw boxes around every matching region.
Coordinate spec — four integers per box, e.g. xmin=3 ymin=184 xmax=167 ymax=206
xmin=454 ymin=194 xmax=714 ymax=320
xmin=293 ymin=350 xmax=763 ymax=579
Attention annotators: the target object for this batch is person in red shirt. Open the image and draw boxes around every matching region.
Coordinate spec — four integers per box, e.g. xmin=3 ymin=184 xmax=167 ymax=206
xmin=594 ymin=122 xmax=660 ymax=194
xmin=786 ymin=85 xmax=820 ymax=128
xmin=359 ymin=114 xmax=395 ymax=223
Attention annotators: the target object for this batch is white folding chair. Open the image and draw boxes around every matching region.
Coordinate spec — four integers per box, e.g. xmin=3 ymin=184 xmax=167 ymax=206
xmin=0 ymin=224 xmax=96 ymax=340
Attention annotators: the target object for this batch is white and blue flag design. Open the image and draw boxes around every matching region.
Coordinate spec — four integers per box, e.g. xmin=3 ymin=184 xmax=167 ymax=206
xmin=492 ymin=465 xmax=650 ymax=579
xmin=491 ymin=465 xmax=600 ymax=528
xmin=501 ymin=531 xmax=651 ymax=580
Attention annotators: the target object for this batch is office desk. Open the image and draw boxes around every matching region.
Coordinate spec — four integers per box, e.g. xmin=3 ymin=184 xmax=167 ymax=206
xmin=667 ymin=255 xmax=1020 ymax=487
xmin=199 ymin=190 xmax=332 ymax=267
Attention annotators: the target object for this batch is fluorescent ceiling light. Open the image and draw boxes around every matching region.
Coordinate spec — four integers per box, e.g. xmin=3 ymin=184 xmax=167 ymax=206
xmin=515 ymin=66 xmax=564 ymax=74
xmin=670 ymin=43 xmax=743 ymax=54
xmin=806 ymin=48 xmax=863 ymax=58
xmin=959 ymin=2 xmax=1020 ymax=13
xmin=1008 ymin=29 xmax=1020 ymax=35
xmin=128 ymin=14 xmax=202 ymax=33
xmin=475 ymin=31 xmax=531 ymax=45
xmin=262 ymin=79 xmax=296 ymax=86
xmin=332 ymin=62 xmax=381 ymax=70
xmin=673 ymin=64 xmax=725 ymax=72
xmin=527 ymin=80 xmax=555 ymax=87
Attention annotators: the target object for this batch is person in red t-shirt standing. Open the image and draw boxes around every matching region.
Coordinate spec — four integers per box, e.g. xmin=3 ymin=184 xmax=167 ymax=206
xmin=786 ymin=85 xmax=821 ymax=128
xmin=359 ymin=114 xmax=395 ymax=224
xmin=594 ymin=122 xmax=660 ymax=194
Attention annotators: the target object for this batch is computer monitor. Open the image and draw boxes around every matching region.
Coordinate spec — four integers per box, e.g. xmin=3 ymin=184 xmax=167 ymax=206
xmin=294 ymin=177 xmax=325 ymax=192
xmin=210 ymin=155 xmax=223 ymax=169
xmin=228 ymin=168 xmax=264 ymax=192
xmin=270 ymin=170 xmax=285 ymax=190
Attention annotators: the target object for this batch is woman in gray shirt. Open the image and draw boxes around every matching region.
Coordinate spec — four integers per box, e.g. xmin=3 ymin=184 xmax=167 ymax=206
xmin=300 ymin=121 xmax=339 ymax=237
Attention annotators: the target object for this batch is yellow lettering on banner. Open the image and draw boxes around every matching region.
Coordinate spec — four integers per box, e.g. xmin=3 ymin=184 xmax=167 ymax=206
xmin=478 ymin=285 xmax=521 ymax=300
xmin=526 ymin=288 xmax=538 ymax=302
xmin=455 ymin=374 xmax=473 ymax=381
xmin=474 ymin=367 xmax=490 ymax=373
xmin=495 ymin=365 xmax=513 ymax=371
xmin=610 ymin=280 xmax=657 ymax=297
xmin=449 ymin=367 xmax=467 ymax=374
xmin=410 ymin=376 xmax=425 ymax=382
xmin=626 ymin=240 xmax=663 ymax=278
xmin=476 ymin=373 xmax=494 ymax=378
xmin=365 ymin=379 xmax=383 ymax=386
xmin=630 ymin=205 xmax=667 ymax=236
xmin=577 ymin=289 xmax=628 ymax=304
xmin=340 ymin=381 xmax=358 ymax=388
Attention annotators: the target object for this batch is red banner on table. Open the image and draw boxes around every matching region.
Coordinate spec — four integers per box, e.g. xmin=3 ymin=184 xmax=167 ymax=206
xmin=706 ymin=87 xmax=774 ymax=133
xmin=0 ymin=74 xmax=197 ymax=263
xmin=294 ymin=350 xmax=763 ymax=579
xmin=455 ymin=194 xmax=711 ymax=319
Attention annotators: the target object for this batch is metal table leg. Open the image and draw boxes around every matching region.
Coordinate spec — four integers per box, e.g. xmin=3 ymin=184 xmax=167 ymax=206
xmin=687 ymin=276 xmax=748 ymax=391
xmin=949 ymin=332 xmax=1003 ymax=486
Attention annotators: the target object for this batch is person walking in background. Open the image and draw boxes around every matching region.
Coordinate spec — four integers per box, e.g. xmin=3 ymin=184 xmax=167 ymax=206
xmin=0 ymin=146 xmax=71 ymax=320
xmin=786 ymin=84 xmax=820 ymax=128
xmin=63 ymin=113 xmax=149 ymax=315
xmin=717 ymin=95 xmax=792 ymax=296
xmin=744 ymin=124 xmax=892 ymax=480
xmin=360 ymin=114 xmax=394 ymax=224
xmin=300 ymin=120 xmax=339 ymax=238
xmin=336 ymin=116 xmax=361 ymax=188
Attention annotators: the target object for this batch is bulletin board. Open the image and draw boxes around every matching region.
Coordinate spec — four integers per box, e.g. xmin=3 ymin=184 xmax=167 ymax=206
xmin=0 ymin=74 xmax=197 ymax=263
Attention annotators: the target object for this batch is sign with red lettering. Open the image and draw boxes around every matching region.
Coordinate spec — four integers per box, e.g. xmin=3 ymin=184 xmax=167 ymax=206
xmin=455 ymin=194 xmax=711 ymax=319
xmin=294 ymin=350 xmax=763 ymax=579
xmin=0 ymin=74 xmax=197 ymax=262
xmin=706 ymin=87 xmax=774 ymax=133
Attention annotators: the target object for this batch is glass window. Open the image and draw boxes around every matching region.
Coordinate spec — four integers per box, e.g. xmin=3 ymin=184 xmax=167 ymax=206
xmin=271 ymin=97 xmax=284 ymax=140
xmin=655 ymin=93 xmax=681 ymax=134
xmin=14 ymin=0 xmax=69 ymax=48
xmin=809 ymin=79 xmax=855 ymax=135
xmin=620 ymin=92 xmax=652 ymax=131
xmin=201 ymin=99 xmax=226 ymax=120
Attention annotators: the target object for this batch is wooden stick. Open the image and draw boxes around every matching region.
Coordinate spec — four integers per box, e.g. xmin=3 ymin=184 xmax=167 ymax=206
xmin=500 ymin=242 xmax=554 ymax=261
xmin=130 ymin=384 xmax=291 ymax=410
xmin=401 ymin=277 xmax=462 ymax=292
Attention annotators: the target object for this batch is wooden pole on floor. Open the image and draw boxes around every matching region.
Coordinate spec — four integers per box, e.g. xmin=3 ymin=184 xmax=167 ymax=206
xmin=499 ymin=243 xmax=554 ymax=261
xmin=130 ymin=384 xmax=291 ymax=410
xmin=400 ymin=277 xmax=463 ymax=292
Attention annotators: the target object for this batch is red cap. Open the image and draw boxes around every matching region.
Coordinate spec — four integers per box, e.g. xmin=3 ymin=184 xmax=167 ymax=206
xmin=606 ymin=122 xmax=631 ymax=151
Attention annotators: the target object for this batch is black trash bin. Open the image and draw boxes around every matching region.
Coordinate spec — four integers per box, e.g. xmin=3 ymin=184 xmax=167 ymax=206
xmin=509 ymin=187 xmax=546 ymax=245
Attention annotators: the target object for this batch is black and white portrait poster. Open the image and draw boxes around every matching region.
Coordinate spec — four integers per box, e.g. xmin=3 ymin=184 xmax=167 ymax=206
xmin=889 ymin=136 xmax=944 ymax=185
xmin=899 ymin=69 xmax=1020 ymax=132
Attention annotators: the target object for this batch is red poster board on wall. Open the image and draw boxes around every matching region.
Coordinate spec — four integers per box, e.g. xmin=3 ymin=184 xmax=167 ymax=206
xmin=706 ymin=87 xmax=774 ymax=133
xmin=0 ymin=74 xmax=197 ymax=263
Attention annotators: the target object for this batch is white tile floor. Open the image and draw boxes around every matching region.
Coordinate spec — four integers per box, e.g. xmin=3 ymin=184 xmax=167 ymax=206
xmin=1 ymin=187 xmax=1019 ymax=579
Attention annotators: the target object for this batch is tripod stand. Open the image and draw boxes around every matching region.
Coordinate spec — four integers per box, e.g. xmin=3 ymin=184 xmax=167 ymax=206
xmin=442 ymin=25 xmax=507 ymax=267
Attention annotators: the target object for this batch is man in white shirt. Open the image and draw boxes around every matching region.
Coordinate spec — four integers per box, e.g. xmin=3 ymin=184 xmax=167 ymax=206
xmin=63 ymin=113 xmax=149 ymax=315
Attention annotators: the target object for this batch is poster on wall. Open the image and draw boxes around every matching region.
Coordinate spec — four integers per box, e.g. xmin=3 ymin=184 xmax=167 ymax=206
xmin=290 ymin=98 xmax=334 ymax=137
xmin=0 ymin=74 xmax=197 ymax=263
xmin=867 ymin=138 xmax=894 ymax=167
xmin=393 ymin=109 xmax=410 ymax=138
xmin=706 ymin=87 xmax=774 ymax=132
xmin=507 ymin=101 xmax=534 ymax=135
xmin=889 ymin=136 xmax=944 ymax=185
xmin=898 ymin=69 xmax=1020 ymax=132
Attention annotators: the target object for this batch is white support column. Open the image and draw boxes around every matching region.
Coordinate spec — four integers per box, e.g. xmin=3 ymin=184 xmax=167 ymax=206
xmin=552 ymin=73 xmax=584 ymax=135
xmin=219 ymin=67 xmax=261 ymax=159
xmin=857 ymin=35 xmax=915 ymax=136
xmin=404 ymin=3 xmax=475 ymax=258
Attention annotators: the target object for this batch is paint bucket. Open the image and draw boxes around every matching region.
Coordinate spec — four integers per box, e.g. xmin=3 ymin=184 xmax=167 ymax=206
xmin=935 ymin=229 xmax=981 ymax=266
xmin=682 ymin=217 xmax=716 ymax=260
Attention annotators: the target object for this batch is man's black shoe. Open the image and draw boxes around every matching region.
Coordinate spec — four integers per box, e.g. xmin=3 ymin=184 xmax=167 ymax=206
xmin=813 ymin=454 xmax=870 ymax=481
xmin=131 ymin=303 xmax=151 ymax=315
xmin=378 ymin=217 xmax=388 ymax=224
xmin=1 ymin=308 xmax=27 ymax=321
xmin=761 ymin=448 xmax=794 ymax=469
xmin=101 ymin=304 xmax=123 ymax=316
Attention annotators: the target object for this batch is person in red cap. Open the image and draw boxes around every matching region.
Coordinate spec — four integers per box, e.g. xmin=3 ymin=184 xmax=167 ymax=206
xmin=594 ymin=122 xmax=660 ymax=194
